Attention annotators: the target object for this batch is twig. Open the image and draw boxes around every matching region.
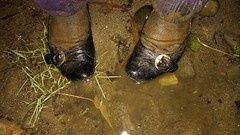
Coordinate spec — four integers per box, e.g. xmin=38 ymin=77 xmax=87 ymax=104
xmin=57 ymin=93 xmax=94 ymax=103
xmin=94 ymin=76 xmax=106 ymax=99
xmin=197 ymin=37 xmax=233 ymax=57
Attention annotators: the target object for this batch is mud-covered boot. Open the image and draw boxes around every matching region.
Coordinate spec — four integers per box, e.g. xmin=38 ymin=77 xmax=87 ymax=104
xmin=126 ymin=0 xmax=207 ymax=82
xmin=45 ymin=5 xmax=95 ymax=81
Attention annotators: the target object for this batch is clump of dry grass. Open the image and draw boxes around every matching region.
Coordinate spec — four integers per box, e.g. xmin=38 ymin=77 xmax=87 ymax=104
xmin=5 ymin=23 xmax=70 ymax=127
xmin=5 ymin=23 xmax=120 ymax=133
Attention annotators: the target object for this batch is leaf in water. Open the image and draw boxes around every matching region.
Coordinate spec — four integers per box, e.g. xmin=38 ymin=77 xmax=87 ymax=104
xmin=187 ymin=34 xmax=202 ymax=52
xmin=93 ymin=96 xmax=114 ymax=130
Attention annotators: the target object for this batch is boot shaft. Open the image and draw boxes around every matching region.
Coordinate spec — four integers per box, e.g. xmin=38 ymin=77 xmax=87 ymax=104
xmin=141 ymin=0 xmax=207 ymax=54
xmin=141 ymin=11 xmax=190 ymax=55
xmin=48 ymin=5 xmax=90 ymax=50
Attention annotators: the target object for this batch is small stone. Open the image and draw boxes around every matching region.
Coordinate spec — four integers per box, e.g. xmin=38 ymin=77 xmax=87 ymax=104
xmin=177 ymin=60 xmax=195 ymax=79
xmin=224 ymin=30 xmax=240 ymax=50
xmin=193 ymin=91 xmax=198 ymax=94
xmin=227 ymin=65 xmax=240 ymax=80
xmin=199 ymin=0 xmax=219 ymax=17
xmin=158 ymin=73 xmax=178 ymax=86
xmin=0 ymin=119 xmax=23 ymax=135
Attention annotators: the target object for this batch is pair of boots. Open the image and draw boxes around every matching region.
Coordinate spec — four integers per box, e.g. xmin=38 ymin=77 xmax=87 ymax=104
xmin=44 ymin=1 xmax=207 ymax=82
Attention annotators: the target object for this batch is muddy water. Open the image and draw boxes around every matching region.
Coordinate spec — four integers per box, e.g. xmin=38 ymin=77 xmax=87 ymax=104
xmin=84 ymin=0 xmax=240 ymax=134
xmin=79 ymin=55 xmax=238 ymax=134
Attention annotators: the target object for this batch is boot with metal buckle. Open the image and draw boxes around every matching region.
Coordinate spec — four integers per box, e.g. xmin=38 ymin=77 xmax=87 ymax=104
xmin=126 ymin=0 xmax=207 ymax=82
xmin=125 ymin=40 xmax=185 ymax=82
xmin=45 ymin=5 xmax=95 ymax=80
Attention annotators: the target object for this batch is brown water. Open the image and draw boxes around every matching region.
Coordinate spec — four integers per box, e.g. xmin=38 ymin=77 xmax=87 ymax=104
xmin=0 ymin=0 xmax=240 ymax=134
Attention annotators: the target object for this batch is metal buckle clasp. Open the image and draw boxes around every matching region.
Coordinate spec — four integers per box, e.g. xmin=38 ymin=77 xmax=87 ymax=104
xmin=52 ymin=49 xmax=66 ymax=66
xmin=154 ymin=54 xmax=171 ymax=70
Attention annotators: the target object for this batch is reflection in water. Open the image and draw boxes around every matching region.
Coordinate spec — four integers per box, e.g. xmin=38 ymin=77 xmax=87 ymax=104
xmin=121 ymin=131 xmax=130 ymax=135
xmin=85 ymin=54 xmax=237 ymax=134
xmin=85 ymin=1 xmax=240 ymax=134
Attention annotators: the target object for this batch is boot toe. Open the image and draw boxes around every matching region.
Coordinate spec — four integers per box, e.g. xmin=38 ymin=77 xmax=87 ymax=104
xmin=125 ymin=42 xmax=183 ymax=83
xmin=60 ymin=60 xmax=94 ymax=80
xmin=126 ymin=57 xmax=161 ymax=82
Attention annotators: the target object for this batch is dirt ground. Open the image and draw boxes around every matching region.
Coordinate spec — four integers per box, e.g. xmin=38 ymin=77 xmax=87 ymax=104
xmin=0 ymin=0 xmax=240 ymax=135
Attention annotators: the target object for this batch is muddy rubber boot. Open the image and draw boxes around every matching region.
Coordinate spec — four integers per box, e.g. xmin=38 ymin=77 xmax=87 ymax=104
xmin=126 ymin=0 xmax=207 ymax=82
xmin=44 ymin=5 xmax=95 ymax=81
